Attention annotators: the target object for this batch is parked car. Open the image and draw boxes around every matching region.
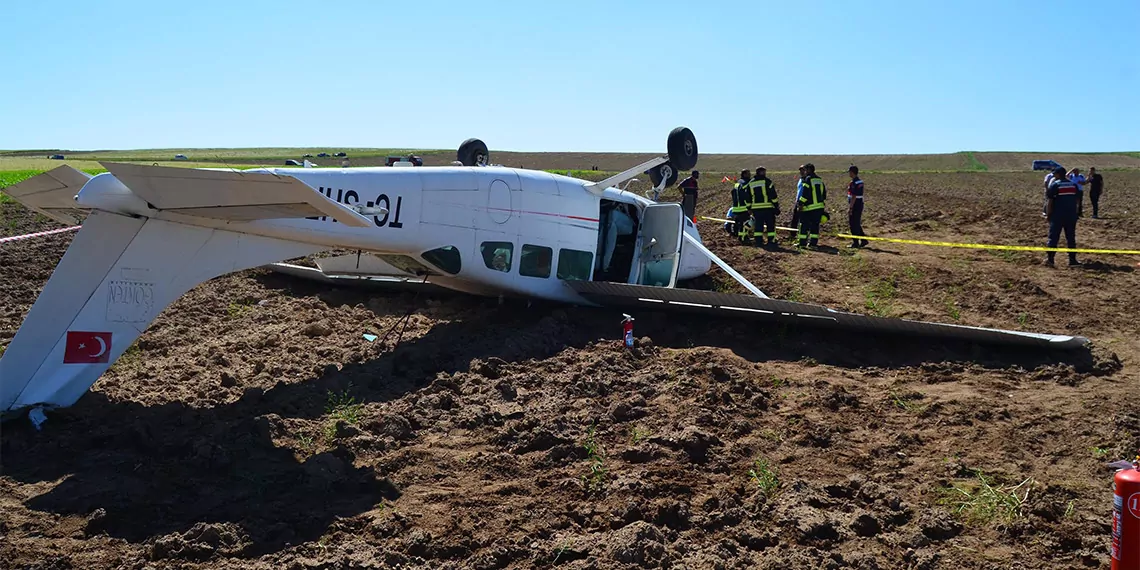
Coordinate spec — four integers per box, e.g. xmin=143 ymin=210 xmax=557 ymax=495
xmin=285 ymin=159 xmax=302 ymax=166
xmin=317 ymin=152 xmax=329 ymax=158
xmin=334 ymin=152 xmax=347 ymax=158
xmin=1032 ymin=159 xmax=1063 ymax=171
xmin=302 ymin=154 xmax=313 ymax=158
xmin=386 ymin=154 xmax=423 ymax=166
xmin=174 ymin=154 xmax=188 ymax=160
xmin=48 ymin=154 xmax=65 ymax=160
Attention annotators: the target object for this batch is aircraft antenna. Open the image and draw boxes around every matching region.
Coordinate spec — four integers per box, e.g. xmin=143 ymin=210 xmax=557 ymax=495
xmin=213 ymin=153 xmax=244 ymax=176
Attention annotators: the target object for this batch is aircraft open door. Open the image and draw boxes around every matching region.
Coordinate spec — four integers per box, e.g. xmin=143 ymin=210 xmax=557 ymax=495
xmin=636 ymin=203 xmax=684 ymax=288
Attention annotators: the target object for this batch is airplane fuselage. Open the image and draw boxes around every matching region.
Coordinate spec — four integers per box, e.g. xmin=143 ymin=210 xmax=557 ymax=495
xmin=76 ymin=165 xmax=711 ymax=304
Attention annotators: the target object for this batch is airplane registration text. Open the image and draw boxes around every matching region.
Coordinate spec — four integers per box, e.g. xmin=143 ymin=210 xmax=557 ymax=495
xmin=307 ymin=186 xmax=404 ymax=228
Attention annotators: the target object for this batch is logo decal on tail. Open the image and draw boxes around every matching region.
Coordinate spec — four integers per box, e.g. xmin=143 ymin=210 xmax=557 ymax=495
xmin=63 ymin=331 xmax=112 ymax=364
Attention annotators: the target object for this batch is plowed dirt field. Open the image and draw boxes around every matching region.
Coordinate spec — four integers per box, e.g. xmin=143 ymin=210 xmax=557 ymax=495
xmin=2 ymin=170 xmax=1139 ymax=569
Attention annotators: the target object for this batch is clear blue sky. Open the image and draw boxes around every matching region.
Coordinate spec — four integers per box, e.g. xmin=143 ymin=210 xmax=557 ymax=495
xmin=2 ymin=0 xmax=1137 ymax=154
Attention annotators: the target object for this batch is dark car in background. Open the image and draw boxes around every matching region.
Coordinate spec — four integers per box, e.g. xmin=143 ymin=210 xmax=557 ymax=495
xmin=1032 ymin=159 xmax=1063 ymax=171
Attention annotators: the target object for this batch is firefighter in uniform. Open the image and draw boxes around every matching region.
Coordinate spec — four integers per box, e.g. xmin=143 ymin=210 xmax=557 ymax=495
xmin=796 ymin=163 xmax=827 ymax=249
xmin=1044 ymin=166 xmax=1082 ymax=267
xmin=748 ymin=166 xmax=780 ymax=247
xmin=731 ymin=169 xmax=752 ymax=243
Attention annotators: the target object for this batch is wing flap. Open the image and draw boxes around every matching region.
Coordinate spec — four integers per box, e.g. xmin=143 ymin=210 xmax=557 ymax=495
xmin=100 ymin=162 xmax=374 ymax=227
xmin=314 ymin=252 xmax=416 ymax=276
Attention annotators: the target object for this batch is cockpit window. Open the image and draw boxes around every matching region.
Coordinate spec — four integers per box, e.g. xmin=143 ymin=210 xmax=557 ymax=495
xmin=421 ymin=246 xmax=461 ymax=275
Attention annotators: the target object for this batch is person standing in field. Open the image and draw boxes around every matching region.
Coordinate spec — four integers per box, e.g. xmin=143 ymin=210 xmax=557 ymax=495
xmin=846 ymin=165 xmax=868 ymax=248
xmin=1087 ymin=167 xmax=1104 ymax=218
xmin=1068 ymin=167 xmax=1087 ymax=210
xmin=731 ymin=170 xmax=753 ymax=244
xmin=796 ymin=163 xmax=827 ymax=250
xmin=678 ymin=170 xmax=699 ymax=221
xmin=1041 ymin=167 xmax=1058 ymax=217
xmin=1044 ymin=166 xmax=1082 ymax=267
xmin=748 ymin=166 xmax=780 ymax=247
xmin=790 ymin=165 xmax=806 ymax=230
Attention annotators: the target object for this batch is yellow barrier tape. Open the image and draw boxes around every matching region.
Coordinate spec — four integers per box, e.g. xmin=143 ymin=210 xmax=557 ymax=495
xmin=831 ymin=234 xmax=1140 ymax=255
xmin=697 ymin=216 xmax=1140 ymax=255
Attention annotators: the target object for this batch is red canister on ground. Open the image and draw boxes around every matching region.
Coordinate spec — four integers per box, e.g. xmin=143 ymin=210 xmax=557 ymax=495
xmin=1113 ymin=462 xmax=1140 ymax=569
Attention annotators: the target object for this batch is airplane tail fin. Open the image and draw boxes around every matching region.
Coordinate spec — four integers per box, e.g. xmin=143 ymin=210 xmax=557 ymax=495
xmin=0 ymin=210 xmax=326 ymax=416
xmin=1 ymin=165 xmax=92 ymax=226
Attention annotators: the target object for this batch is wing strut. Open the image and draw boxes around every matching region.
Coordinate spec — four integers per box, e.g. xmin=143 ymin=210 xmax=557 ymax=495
xmin=682 ymin=232 xmax=769 ymax=299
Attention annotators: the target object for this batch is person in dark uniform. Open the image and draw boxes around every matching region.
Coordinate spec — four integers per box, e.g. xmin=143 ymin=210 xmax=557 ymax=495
xmin=731 ymin=169 xmax=752 ymax=244
xmin=748 ymin=166 xmax=780 ymax=247
xmin=1087 ymin=167 xmax=1104 ymax=218
xmin=846 ymin=165 xmax=868 ymax=248
xmin=678 ymin=170 xmax=699 ymax=221
xmin=796 ymin=163 xmax=827 ymax=249
xmin=1044 ymin=166 xmax=1082 ymax=267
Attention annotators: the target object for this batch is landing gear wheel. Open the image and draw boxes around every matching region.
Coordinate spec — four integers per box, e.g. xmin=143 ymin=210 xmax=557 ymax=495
xmin=667 ymin=127 xmax=698 ymax=171
xmin=457 ymin=138 xmax=489 ymax=167
xmin=647 ymin=161 xmax=678 ymax=188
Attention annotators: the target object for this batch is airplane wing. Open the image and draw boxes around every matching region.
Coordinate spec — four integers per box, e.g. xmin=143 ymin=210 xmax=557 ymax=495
xmin=313 ymin=252 xmax=418 ymax=276
xmin=1 ymin=165 xmax=92 ymax=225
xmin=100 ymin=162 xmax=376 ymax=227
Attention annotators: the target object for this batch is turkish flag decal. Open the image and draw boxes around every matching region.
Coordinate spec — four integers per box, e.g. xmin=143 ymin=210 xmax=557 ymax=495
xmin=63 ymin=331 xmax=113 ymax=364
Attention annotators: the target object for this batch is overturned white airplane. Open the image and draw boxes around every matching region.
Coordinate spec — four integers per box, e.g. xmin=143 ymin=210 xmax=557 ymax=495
xmin=0 ymin=127 xmax=1087 ymax=420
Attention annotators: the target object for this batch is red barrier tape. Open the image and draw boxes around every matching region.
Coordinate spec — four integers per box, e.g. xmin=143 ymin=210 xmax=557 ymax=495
xmin=0 ymin=226 xmax=81 ymax=244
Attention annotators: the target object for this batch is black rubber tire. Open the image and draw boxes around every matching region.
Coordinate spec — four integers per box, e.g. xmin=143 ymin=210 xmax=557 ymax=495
xmin=667 ymin=127 xmax=698 ymax=171
xmin=647 ymin=161 xmax=679 ymax=188
xmin=457 ymin=138 xmax=489 ymax=166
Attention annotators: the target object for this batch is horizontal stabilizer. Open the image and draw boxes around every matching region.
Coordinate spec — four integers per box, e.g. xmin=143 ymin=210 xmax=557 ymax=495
xmin=1 ymin=165 xmax=91 ymax=225
xmin=100 ymin=162 xmax=374 ymax=227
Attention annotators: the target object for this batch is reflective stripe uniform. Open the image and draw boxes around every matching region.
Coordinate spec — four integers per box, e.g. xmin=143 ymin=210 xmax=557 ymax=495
xmin=797 ymin=174 xmax=827 ymax=247
xmin=731 ymin=178 xmax=752 ymax=241
xmin=748 ymin=177 xmax=779 ymax=245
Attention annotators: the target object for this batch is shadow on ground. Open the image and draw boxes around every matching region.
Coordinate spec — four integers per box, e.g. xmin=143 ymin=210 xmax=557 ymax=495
xmin=0 ymin=282 xmax=1104 ymax=557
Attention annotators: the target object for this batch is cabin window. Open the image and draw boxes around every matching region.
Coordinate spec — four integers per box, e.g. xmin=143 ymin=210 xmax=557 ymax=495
xmin=421 ymin=245 xmax=461 ymax=275
xmin=480 ymin=241 xmax=513 ymax=272
xmin=557 ymin=249 xmax=593 ymax=281
xmin=519 ymin=244 xmax=553 ymax=278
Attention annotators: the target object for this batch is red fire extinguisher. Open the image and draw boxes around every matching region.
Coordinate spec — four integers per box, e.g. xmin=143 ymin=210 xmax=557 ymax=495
xmin=621 ymin=314 xmax=634 ymax=348
xmin=1113 ymin=456 xmax=1140 ymax=569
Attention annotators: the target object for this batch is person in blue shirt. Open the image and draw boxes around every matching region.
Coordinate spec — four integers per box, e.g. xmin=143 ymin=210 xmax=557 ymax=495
xmin=789 ymin=165 xmax=805 ymax=230
xmin=846 ymin=165 xmax=868 ymax=248
xmin=1044 ymin=166 xmax=1083 ymax=267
